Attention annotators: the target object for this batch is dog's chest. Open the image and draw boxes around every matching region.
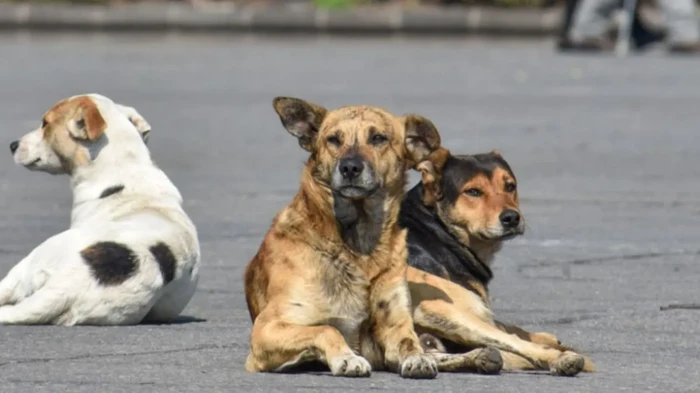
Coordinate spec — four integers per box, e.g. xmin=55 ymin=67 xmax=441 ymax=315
xmin=318 ymin=254 xmax=371 ymax=350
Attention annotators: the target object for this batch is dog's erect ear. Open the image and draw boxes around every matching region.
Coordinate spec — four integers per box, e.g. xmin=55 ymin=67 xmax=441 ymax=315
xmin=403 ymin=114 xmax=441 ymax=168
xmin=116 ymin=104 xmax=152 ymax=143
xmin=67 ymin=99 xmax=107 ymax=141
xmin=416 ymin=147 xmax=450 ymax=206
xmin=272 ymin=97 xmax=328 ymax=152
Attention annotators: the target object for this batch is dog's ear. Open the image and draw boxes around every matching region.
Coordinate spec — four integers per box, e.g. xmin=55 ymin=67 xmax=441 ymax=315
xmin=272 ymin=97 xmax=328 ymax=152
xmin=67 ymin=99 xmax=107 ymax=141
xmin=116 ymin=104 xmax=152 ymax=143
xmin=403 ymin=114 xmax=441 ymax=168
xmin=416 ymin=147 xmax=450 ymax=206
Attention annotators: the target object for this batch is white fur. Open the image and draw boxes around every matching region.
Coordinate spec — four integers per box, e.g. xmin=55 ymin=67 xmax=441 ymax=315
xmin=0 ymin=94 xmax=200 ymax=326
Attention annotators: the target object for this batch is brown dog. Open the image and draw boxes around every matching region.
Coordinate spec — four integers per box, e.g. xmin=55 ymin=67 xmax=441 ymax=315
xmin=401 ymin=148 xmax=594 ymax=376
xmin=244 ymin=97 xmax=447 ymax=378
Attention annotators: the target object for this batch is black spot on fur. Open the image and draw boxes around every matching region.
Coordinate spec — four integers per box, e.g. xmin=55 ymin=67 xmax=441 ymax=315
xmin=99 ymin=185 xmax=125 ymax=199
xmin=81 ymin=242 xmax=138 ymax=286
xmin=149 ymin=242 xmax=176 ymax=284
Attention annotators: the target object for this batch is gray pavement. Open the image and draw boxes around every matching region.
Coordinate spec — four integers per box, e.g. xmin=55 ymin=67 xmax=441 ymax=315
xmin=0 ymin=34 xmax=699 ymax=392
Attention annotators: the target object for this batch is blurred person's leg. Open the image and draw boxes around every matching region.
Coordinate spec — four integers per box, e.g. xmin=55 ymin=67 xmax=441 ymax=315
xmin=568 ymin=0 xmax=619 ymax=49
xmin=631 ymin=6 xmax=666 ymax=50
xmin=561 ymin=0 xmax=580 ymax=36
xmin=557 ymin=0 xmax=582 ymax=49
xmin=567 ymin=0 xmax=668 ymax=50
xmin=658 ymin=0 xmax=700 ymax=53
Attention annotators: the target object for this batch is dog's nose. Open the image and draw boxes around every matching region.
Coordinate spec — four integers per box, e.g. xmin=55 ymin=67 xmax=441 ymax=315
xmin=339 ymin=156 xmax=365 ymax=180
xmin=499 ymin=210 xmax=520 ymax=228
xmin=9 ymin=141 xmax=19 ymax=154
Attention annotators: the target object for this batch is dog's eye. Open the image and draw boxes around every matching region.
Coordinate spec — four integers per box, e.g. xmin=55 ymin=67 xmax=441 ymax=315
xmin=370 ymin=133 xmax=388 ymax=146
xmin=326 ymin=135 xmax=341 ymax=147
xmin=464 ymin=188 xmax=483 ymax=197
xmin=505 ymin=183 xmax=517 ymax=192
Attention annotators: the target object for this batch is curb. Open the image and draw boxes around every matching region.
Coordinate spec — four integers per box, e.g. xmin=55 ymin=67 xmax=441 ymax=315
xmin=0 ymin=3 xmax=563 ymax=36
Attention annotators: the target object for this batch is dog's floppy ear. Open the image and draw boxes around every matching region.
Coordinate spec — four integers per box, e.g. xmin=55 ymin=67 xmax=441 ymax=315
xmin=416 ymin=147 xmax=450 ymax=206
xmin=403 ymin=114 xmax=441 ymax=168
xmin=116 ymin=104 xmax=152 ymax=143
xmin=272 ymin=97 xmax=328 ymax=152
xmin=67 ymin=98 xmax=107 ymax=141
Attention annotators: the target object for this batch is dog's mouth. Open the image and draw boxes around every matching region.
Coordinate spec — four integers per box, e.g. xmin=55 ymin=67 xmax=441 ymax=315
xmin=477 ymin=227 xmax=524 ymax=242
xmin=495 ymin=231 xmax=521 ymax=241
xmin=18 ymin=157 xmax=41 ymax=168
xmin=336 ymin=185 xmax=378 ymax=200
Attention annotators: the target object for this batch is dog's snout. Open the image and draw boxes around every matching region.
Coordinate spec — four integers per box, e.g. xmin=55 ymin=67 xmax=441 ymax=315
xmin=499 ymin=210 xmax=520 ymax=228
xmin=339 ymin=156 xmax=365 ymax=180
xmin=9 ymin=141 xmax=19 ymax=154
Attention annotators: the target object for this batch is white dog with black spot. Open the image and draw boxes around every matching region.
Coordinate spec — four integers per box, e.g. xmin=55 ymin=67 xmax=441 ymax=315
xmin=0 ymin=93 xmax=200 ymax=325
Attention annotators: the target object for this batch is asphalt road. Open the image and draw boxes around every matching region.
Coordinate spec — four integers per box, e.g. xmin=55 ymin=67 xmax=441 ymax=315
xmin=0 ymin=34 xmax=698 ymax=393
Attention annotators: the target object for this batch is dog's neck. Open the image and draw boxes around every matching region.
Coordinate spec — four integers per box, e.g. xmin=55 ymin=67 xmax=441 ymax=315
xmin=70 ymin=126 xmax=152 ymax=186
xmin=293 ymin=165 xmax=403 ymax=256
xmin=69 ymin=132 xmax=182 ymax=226
xmin=403 ymin=184 xmax=496 ymax=283
xmin=332 ymin=189 xmax=389 ymax=255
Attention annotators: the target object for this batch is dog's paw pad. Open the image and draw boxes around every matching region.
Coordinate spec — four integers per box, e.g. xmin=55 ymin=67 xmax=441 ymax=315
xmin=330 ymin=354 xmax=371 ymax=378
xmin=550 ymin=351 xmax=585 ymax=377
xmin=400 ymin=354 xmax=438 ymax=379
xmin=474 ymin=347 xmax=503 ymax=375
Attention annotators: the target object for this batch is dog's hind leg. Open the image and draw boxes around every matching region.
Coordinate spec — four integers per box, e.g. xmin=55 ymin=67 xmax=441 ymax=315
xmin=427 ymin=348 xmax=503 ymax=374
xmin=495 ymin=320 xmax=561 ymax=346
xmin=246 ymin=308 xmax=371 ymax=377
xmin=413 ymin=299 xmax=586 ymax=376
xmin=0 ymin=254 xmax=39 ymax=307
xmin=494 ymin=320 xmax=596 ymax=372
xmin=0 ymin=284 xmax=71 ymax=325
xmin=419 ymin=332 xmax=540 ymax=373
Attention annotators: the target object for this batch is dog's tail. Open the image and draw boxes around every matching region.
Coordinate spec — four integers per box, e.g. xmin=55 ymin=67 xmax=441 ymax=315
xmin=0 ymin=286 xmax=71 ymax=325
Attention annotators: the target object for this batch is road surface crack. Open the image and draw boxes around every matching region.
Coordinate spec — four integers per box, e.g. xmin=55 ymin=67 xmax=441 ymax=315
xmin=517 ymin=249 xmax=700 ymax=275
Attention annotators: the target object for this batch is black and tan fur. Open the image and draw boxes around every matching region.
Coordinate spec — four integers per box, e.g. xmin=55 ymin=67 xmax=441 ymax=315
xmin=401 ymin=148 xmax=595 ymax=375
xmin=244 ymin=97 xmax=465 ymax=378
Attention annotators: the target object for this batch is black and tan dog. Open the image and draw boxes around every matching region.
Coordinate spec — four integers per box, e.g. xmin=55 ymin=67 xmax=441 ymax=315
xmin=243 ymin=97 xmax=479 ymax=378
xmin=400 ymin=148 xmax=594 ymax=375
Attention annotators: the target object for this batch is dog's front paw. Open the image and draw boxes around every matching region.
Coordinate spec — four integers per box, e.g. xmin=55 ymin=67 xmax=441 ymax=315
xmin=399 ymin=354 xmax=438 ymax=379
xmin=472 ymin=347 xmax=503 ymax=375
xmin=329 ymin=354 xmax=372 ymax=378
xmin=550 ymin=351 xmax=585 ymax=377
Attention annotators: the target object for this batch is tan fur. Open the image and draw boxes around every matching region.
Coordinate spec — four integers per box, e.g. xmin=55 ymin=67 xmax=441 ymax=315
xmin=407 ymin=267 xmax=595 ymax=374
xmin=406 ymin=148 xmax=595 ymax=375
xmin=41 ymin=96 xmax=108 ymax=172
xmin=244 ymin=97 xmax=442 ymax=378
